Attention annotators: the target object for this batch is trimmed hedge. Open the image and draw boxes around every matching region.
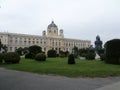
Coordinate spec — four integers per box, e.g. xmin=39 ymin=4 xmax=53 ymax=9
xmin=25 ymin=53 xmax=35 ymax=59
xmin=59 ymin=51 xmax=65 ymax=58
xmin=25 ymin=45 xmax=42 ymax=59
xmin=29 ymin=45 xmax=42 ymax=55
xmin=85 ymin=52 xmax=95 ymax=60
xmin=79 ymin=49 xmax=88 ymax=56
xmin=100 ymin=54 xmax=106 ymax=61
xmin=4 ymin=52 xmax=20 ymax=64
xmin=35 ymin=53 xmax=46 ymax=61
xmin=97 ymin=49 xmax=105 ymax=55
xmin=47 ymin=49 xmax=57 ymax=58
xmin=0 ymin=53 xmax=3 ymax=63
xmin=68 ymin=54 xmax=75 ymax=64
xmin=105 ymin=39 xmax=120 ymax=64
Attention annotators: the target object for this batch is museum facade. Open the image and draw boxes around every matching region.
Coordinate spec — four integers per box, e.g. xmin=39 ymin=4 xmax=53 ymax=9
xmin=0 ymin=21 xmax=91 ymax=53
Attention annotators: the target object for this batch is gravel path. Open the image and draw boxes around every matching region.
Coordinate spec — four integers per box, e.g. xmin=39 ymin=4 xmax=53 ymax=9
xmin=0 ymin=68 xmax=120 ymax=90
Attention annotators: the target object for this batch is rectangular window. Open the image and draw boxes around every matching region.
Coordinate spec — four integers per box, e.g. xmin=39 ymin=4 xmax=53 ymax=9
xmin=15 ymin=47 xmax=17 ymax=50
xmin=36 ymin=41 xmax=39 ymax=44
xmin=10 ymin=47 xmax=12 ymax=51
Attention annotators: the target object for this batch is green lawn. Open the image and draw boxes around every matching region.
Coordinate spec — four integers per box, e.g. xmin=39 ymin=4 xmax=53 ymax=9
xmin=0 ymin=58 xmax=120 ymax=77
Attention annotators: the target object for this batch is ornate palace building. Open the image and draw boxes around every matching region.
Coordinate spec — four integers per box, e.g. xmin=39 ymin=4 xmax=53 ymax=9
xmin=0 ymin=21 xmax=91 ymax=53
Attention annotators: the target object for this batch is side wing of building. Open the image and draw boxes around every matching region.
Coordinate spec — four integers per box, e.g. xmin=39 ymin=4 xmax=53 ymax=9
xmin=63 ymin=38 xmax=91 ymax=53
xmin=0 ymin=32 xmax=46 ymax=52
xmin=0 ymin=32 xmax=91 ymax=53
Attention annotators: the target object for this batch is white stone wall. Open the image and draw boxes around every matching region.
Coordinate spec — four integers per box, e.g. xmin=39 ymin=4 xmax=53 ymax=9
xmin=0 ymin=32 xmax=9 ymax=46
xmin=0 ymin=32 xmax=91 ymax=53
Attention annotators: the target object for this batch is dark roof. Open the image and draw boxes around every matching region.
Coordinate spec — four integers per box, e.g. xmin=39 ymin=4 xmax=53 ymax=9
xmin=47 ymin=21 xmax=57 ymax=29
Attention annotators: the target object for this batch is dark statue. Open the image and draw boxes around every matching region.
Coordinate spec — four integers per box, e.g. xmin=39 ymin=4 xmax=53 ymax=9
xmin=94 ymin=35 xmax=103 ymax=51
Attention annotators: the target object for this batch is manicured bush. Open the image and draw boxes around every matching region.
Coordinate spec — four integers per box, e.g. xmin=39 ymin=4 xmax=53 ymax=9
xmin=100 ymin=54 xmax=106 ymax=61
xmin=59 ymin=53 xmax=65 ymax=58
xmin=79 ymin=49 xmax=88 ymax=57
xmin=47 ymin=49 xmax=57 ymax=58
xmin=15 ymin=47 xmax=23 ymax=56
xmin=68 ymin=54 xmax=75 ymax=64
xmin=25 ymin=53 xmax=35 ymax=59
xmin=64 ymin=51 xmax=69 ymax=57
xmin=59 ymin=51 xmax=65 ymax=58
xmin=105 ymin=39 xmax=120 ymax=64
xmin=89 ymin=49 xmax=95 ymax=53
xmin=25 ymin=45 xmax=42 ymax=59
xmin=85 ymin=52 xmax=95 ymax=60
xmin=74 ymin=53 xmax=78 ymax=58
xmin=29 ymin=45 xmax=42 ymax=55
xmin=4 ymin=52 xmax=20 ymax=64
xmin=97 ymin=49 xmax=105 ymax=55
xmin=23 ymin=47 xmax=29 ymax=55
xmin=81 ymin=53 xmax=87 ymax=57
xmin=0 ymin=53 xmax=3 ymax=63
xmin=35 ymin=53 xmax=46 ymax=61
xmin=72 ymin=46 xmax=79 ymax=58
xmin=59 ymin=51 xmax=69 ymax=57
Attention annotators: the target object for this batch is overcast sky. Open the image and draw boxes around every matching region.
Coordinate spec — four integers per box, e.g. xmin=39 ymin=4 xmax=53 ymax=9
xmin=0 ymin=0 xmax=120 ymax=45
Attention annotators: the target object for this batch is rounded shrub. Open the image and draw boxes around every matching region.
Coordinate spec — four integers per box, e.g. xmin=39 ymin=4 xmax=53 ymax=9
xmin=81 ymin=53 xmax=87 ymax=57
xmin=47 ymin=49 xmax=57 ymax=58
xmin=25 ymin=45 xmax=42 ymax=59
xmin=25 ymin=53 xmax=34 ymax=59
xmin=68 ymin=54 xmax=75 ymax=64
xmin=100 ymin=54 xmax=106 ymax=61
xmin=85 ymin=52 xmax=95 ymax=60
xmin=79 ymin=49 xmax=88 ymax=56
xmin=64 ymin=51 xmax=69 ymax=57
xmin=59 ymin=54 xmax=65 ymax=58
xmin=29 ymin=45 xmax=42 ymax=55
xmin=4 ymin=52 xmax=20 ymax=64
xmin=59 ymin=51 xmax=65 ymax=58
xmin=15 ymin=47 xmax=23 ymax=56
xmin=105 ymin=39 xmax=120 ymax=64
xmin=97 ymin=49 xmax=105 ymax=55
xmin=35 ymin=53 xmax=46 ymax=61
xmin=0 ymin=53 xmax=3 ymax=63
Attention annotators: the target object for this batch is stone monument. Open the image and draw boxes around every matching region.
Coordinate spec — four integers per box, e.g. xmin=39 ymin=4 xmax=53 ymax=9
xmin=94 ymin=35 xmax=103 ymax=51
xmin=94 ymin=35 xmax=102 ymax=60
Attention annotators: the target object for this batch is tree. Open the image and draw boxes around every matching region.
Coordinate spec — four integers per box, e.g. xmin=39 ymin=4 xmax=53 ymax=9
xmin=25 ymin=45 xmax=42 ymax=59
xmin=15 ymin=47 xmax=23 ymax=55
xmin=59 ymin=50 xmax=69 ymax=57
xmin=79 ymin=48 xmax=88 ymax=57
xmin=29 ymin=45 xmax=42 ymax=55
xmin=23 ymin=47 xmax=29 ymax=55
xmin=85 ymin=48 xmax=95 ymax=60
xmin=2 ymin=45 xmax=7 ymax=53
xmin=59 ymin=50 xmax=65 ymax=57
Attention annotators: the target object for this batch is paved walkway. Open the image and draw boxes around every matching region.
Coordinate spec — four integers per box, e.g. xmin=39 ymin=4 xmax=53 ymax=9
xmin=95 ymin=81 xmax=120 ymax=90
xmin=0 ymin=68 xmax=120 ymax=90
